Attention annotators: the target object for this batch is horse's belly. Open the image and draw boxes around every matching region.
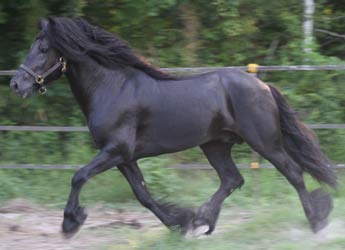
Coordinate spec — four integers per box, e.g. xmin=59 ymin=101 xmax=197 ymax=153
xmin=134 ymin=119 xmax=210 ymax=158
xmin=154 ymin=126 xmax=208 ymax=149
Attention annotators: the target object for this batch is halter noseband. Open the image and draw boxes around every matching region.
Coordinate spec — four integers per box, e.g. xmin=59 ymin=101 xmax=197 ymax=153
xmin=19 ymin=57 xmax=67 ymax=94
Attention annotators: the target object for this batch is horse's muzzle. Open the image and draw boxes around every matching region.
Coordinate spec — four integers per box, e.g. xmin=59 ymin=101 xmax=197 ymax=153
xmin=9 ymin=80 xmax=19 ymax=92
xmin=9 ymin=79 xmax=34 ymax=99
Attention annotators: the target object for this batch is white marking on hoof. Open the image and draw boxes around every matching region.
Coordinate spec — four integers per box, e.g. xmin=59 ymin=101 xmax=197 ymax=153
xmin=192 ymin=225 xmax=210 ymax=238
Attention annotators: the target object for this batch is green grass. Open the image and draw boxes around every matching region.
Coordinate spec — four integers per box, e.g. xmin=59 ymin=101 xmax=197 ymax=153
xmin=102 ymin=197 xmax=345 ymax=250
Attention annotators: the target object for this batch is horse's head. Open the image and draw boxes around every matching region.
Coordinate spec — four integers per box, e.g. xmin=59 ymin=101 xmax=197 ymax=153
xmin=10 ymin=19 xmax=66 ymax=98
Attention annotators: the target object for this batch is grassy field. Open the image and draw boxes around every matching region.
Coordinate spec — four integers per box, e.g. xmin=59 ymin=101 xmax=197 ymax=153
xmin=102 ymin=168 xmax=345 ymax=250
xmin=98 ymin=168 xmax=345 ymax=250
xmin=100 ymin=202 xmax=345 ymax=250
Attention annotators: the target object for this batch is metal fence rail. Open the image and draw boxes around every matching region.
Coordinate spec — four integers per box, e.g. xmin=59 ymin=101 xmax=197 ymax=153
xmin=163 ymin=64 xmax=345 ymax=73
xmin=0 ymin=163 xmax=344 ymax=170
xmin=1 ymin=64 xmax=345 ymax=76
xmin=0 ymin=125 xmax=89 ymax=132
xmin=1 ymin=124 xmax=345 ymax=132
xmin=0 ymin=70 xmax=16 ymax=76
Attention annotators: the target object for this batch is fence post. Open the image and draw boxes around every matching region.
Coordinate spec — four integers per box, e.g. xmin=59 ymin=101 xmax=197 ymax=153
xmin=247 ymin=64 xmax=261 ymax=197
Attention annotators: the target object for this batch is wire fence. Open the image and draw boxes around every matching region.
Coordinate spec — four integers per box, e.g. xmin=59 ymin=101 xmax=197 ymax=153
xmin=0 ymin=124 xmax=345 ymax=132
xmin=1 ymin=64 xmax=345 ymax=76
xmin=0 ymin=163 xmax=344 ymax=170
xmin=163 ymin=64 xmax=345 ymax=73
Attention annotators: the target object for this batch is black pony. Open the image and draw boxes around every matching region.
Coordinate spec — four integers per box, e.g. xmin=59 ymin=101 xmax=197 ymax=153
xmin=10 ymin=17 xmax=336 ymax=238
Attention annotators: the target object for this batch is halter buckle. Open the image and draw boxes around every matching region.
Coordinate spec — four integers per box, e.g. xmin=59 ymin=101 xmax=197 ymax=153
xmin=60 ymin=57 xmax=67 ymax=73
xmin=36 ymin=75 xmax=44 ymax=85
xmin=39 ymin=86 xmax=47 ymax=95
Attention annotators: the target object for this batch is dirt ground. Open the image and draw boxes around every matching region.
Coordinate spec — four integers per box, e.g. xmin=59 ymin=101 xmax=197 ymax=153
xmin=0 ymin=199 xmax=253 ymax=250
xmin=0 ymin=199 xmax=165 ymax=250
xmin=1 ymin=199 xmax=344 ymax=250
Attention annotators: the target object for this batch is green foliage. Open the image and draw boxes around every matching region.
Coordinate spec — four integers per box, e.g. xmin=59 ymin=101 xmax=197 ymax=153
xmin=0 ymin=168 xmax=137 ymax=206
xmin=138 ymin=157 xmax=184 ymax=197
xmin=315 ymin=0 xmax=345 ymax=60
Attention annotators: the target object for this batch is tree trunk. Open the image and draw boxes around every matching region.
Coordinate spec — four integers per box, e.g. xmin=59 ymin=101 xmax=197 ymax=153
xmin=303 ymin=0 xmax=315 ymax=53
xmin=180 ymin=3 xmax=200 ymax=66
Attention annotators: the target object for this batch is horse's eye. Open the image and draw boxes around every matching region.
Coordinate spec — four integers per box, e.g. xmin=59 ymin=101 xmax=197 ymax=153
xmin=39 ymin=46 xmax=48 ymax=53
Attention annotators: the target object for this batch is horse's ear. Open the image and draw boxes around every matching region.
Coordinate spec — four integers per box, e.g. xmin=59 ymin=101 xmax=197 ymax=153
xmin=39 ymin=18 xmax=49 ymax=31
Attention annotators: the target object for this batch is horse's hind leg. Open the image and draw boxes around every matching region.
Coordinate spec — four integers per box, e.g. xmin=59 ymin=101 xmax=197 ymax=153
xmin=260 ymin=147 xmax=332 ymax=232
xmin=240 ymin=121 xmax=332 ymax=232
xmin=191 ymin=142 xmax=244 ymax=236
xmin=117 ymin=162 xmax=195 ymax=234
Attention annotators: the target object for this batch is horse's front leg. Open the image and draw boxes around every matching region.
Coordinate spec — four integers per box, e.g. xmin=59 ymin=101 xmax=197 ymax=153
xmin=117 ymin=162 xmax=195 ymax=234
xmin=191 ymin=142 xmax=244 ymax=237
xmin=62 ymin=146 xmax=123 ymax=237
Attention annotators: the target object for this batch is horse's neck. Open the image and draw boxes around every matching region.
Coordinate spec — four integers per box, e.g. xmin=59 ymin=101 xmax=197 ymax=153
xmin=66 ymin=60 xmax=126 ymax=117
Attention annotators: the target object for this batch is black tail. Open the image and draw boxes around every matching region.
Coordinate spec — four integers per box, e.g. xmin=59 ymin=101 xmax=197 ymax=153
xmin=268 ymin=85 xmax=337 ymax=188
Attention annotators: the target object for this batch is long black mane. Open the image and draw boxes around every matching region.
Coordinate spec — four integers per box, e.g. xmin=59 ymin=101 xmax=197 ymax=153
xmin=45 ymin=17 xmax=176 ymax=80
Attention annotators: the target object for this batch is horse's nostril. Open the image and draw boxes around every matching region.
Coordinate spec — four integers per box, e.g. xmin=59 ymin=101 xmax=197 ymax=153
xmin=10 ymin=80 xmax=19 ymax=91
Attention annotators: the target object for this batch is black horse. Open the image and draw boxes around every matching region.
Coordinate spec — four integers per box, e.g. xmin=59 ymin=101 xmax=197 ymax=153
xmin=10 ymin=17 xmax=336 ymax=238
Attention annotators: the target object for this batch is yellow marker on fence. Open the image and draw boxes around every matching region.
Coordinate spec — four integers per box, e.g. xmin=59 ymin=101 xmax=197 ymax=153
xmin=247 ymin=63 xmax=259 ymax=73
xmin=250 ymin=162 xmax=260 ymax=169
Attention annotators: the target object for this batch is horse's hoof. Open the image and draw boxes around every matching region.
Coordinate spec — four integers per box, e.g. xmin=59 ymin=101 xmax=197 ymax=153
xmin=62 ymin=220 xmax=81 ymax=239
xmin=62 ymin=216 xmax=84 ymax=239
xmin=62 ymin=207 xmax=87 ymax=239
xmin=309 ymin=188 xmax=333 ymax=233
xmin=311 ymin=217 xmax=328 ymax=233
xmin=62 ymin=228 xmax=80 ymax=239
xmin=189 ymin=218 xmax=212 ymax=237
xmin=192 ymin=224 xmax=210 ymax=238
xmin=184 ymin=223 xmax=210 ymax=239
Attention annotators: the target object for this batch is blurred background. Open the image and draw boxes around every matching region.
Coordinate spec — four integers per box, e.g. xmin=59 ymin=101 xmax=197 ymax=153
xmin=0 ymin=0 xmax=345 ymax=249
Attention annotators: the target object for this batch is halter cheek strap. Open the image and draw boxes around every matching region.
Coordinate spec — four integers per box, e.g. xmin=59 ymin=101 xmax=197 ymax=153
xmin=19 ymin=57 xmax=67 ymax=94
